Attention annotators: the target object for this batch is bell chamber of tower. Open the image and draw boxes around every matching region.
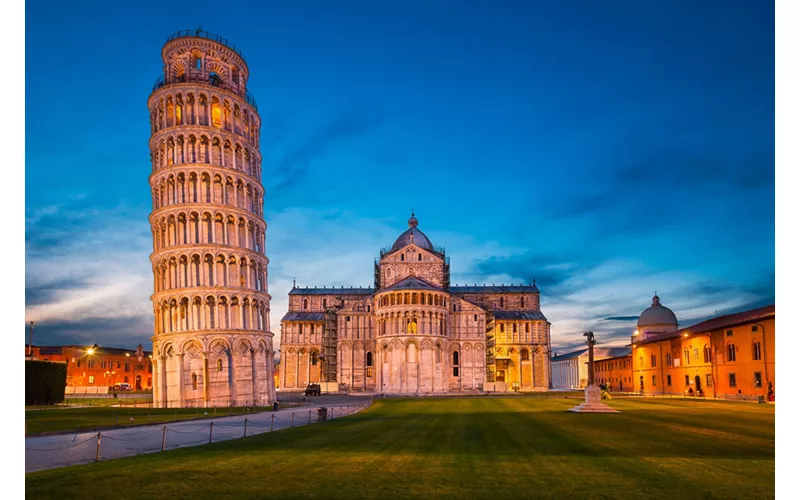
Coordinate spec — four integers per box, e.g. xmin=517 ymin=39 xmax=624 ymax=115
xmin=147 ymin=30 xmax=275 ymax=408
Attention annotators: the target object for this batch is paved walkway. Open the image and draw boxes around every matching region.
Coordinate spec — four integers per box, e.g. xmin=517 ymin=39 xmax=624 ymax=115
xmin=25 ymin=398 xmax=371 ymax=473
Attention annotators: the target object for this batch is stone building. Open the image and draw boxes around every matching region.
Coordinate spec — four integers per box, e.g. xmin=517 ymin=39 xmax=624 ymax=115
xmin=148 ymin=30 xmax=275 ymax=408
xmin=279 ymin=214 xmax=552 ymax=394
xmin=550 ymin=347 xmax=630 ymax=390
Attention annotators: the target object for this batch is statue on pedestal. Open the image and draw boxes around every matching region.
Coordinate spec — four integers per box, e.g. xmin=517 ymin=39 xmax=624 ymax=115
xmin=568 ymin=331 xmax=619 ymax=413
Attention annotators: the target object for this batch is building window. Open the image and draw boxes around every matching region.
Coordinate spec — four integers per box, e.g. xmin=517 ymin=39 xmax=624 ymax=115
xmin=453 ymin=367 xmax=459 ymax=376
xmin=77 ymin=360 xmax=81 ymax=367
xmin=418 ymin=254 xmax=422 ymax=261
xmin=192 ymin=373 xmax=198 ymax=390
xmin=751 ymin=325 xmax=758 ymax=333
xmin=754 ymin=372 xmax=763 ymax=389
xmin=453 ymin=351 xmax=459 ymax=366
xmin=125 ymin=362 xmax=130 ymax=372
xmin=303 ymin=299 xmax=308 ymax=310
xmin=217 ymin=359 xmax=223 ymax=371
xmin=752 ymin=342 xmax=762 ymax=361
xmin=148 ymin=363 xmax=153 ymax=373
xmin=323 ymin=299 xmax=327 ymax=309
xmin=666 ymin=375 xmax=672 ymax=386
xmin=525 ymin=323 xmax=530 ymax=333
xmin=400 ymin=254 xmax=404 ymax=261
xmin=683 ymin=349 xmax=690 ymax=366
xmin=474 ymin=314 xmax=478 ymax=322
xmin=496 ymin=370 xmax=505 ymax=382
xmin=117 ymin=362 xmax=121 ymax=368
xmin=685 ymin=375 xmax=690 ymax=386
xmin=703 ymin=345 xmax=712 ymax=363
xmin=88 ymin=360 xmax=95 ymax=368
xmin=650 ymin=354 xmax=656 ymax=367
xmin=513 ymin=324 xmax=517 ymax=333
xmin=727 ymin=344 xmax=736 ymax=362
xmin=499 ymin=297 xmax=504 ymax=308
xmin=666 ymin=353 xmax=672 ymax=366
xmin=500 ymin=324 xmax=504 ymax=333
xmin=366 ymin=352 xmax=373 ymax=366
xmin=366 ymin=367 xmax=373 ymax=378
xmin=521 ymin=349 xmax=529 ymax=361
xmin=311 ymin=352 xmax=319 ymax=366
xmin=520 ymin=297 xmax=525 ymax=307
xmin=88 ymin=376 xmax=94 ymax=384
xmin=706 ymin=374 xmax=713 ymax=386
xmin=651 ymin=375 xmax=656 ymax=386
xmin=346 ymin=316 xmax=351 ymax=322
xmin=101 ymin=361 xmax=106 ymax=368
xmin=728 ymin=373 xmax=736 ymax=388
xmin=726 ymin=329 xmax=733 ymax=337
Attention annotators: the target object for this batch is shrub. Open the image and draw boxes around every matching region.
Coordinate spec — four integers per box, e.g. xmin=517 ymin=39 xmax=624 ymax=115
xmin=26 ymin=359 xmax=67 ymax=405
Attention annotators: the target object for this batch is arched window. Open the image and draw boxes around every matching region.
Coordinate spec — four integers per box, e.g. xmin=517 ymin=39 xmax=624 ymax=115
xmin=311 ymin=352 xmax=318 ymax=366
xmin=453 ymin=351 xmax=459 ymax=365
xmin=407 ymin=319 xmax=417 ymax=334
xmin=684 ymin=349 xmax=690 ymax=366
xmin=727 ymin=344 xmax=736 ymax=362
xmin=418 ymin=254 xmax=422 ymax=261
xmin=217 ymin=359 xmax=223 ymax=371
xmin=192 ymin=373 xmax=198 ymax=390
xmin=703 ymin=345 xmax=712 ymax=363
xmin=209 ymin=71 xmax=221 ymax=87
xmin=400 ymin=254 xmax=404 ymax=261
xmin=303 ymin=299 xmax=308 ymax=310
xmin=366 ymin=352 xmax=373 ymax=366
xmin=521 ymin=349 xmax=530 ymax=361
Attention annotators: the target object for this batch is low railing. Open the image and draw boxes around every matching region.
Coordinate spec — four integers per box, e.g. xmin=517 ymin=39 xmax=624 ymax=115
xmin=165 ymin=30 xmax=247 ymax=63
xmin=152 ymin=74 xmax=258 ymax=110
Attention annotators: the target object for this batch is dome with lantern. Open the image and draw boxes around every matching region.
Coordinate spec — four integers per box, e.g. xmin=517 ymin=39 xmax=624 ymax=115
xmin=637 ymin=294 xmax=678 ymax=335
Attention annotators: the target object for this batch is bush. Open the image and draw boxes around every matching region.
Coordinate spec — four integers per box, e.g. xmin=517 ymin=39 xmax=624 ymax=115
xmin=26 ymin=360 xmax=67 ymax=405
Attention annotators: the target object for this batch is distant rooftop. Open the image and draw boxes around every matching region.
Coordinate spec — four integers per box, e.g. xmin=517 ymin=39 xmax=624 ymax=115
xmin=451 ymin=284 xmax=540 ymax=293
xmin=289 ymin=286 xmax=374 ymax=296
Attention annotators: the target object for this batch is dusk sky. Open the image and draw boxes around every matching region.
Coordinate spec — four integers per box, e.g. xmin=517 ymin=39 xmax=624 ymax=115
xmin=25 ymin=1 xmax=775 ymax=352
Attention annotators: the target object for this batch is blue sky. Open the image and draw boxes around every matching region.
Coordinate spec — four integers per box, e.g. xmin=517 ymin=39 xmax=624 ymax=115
xmin=25 ymin=0 xmax=774 ymax=352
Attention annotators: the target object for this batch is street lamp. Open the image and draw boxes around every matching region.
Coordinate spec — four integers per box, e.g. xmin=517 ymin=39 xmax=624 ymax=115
xmin=27 ymin=321 xmax=35 ymax=357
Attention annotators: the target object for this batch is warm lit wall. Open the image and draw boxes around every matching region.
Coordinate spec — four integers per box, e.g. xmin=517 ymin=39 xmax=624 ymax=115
xmin=39 ymin=348 xmax=154 ymax=390
xmin=632 ymin=318 xmax=775 ymax=398
xmin=594 ymin=355 xmax=634 ymax=392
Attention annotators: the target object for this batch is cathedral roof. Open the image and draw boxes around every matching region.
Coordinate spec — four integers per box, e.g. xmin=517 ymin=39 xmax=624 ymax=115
xmin=289 ymin=286 xmax=374 ymax=295
xmin=493 ymin=310 xmax=548 ymax=321
xmin=450 ymin=284 xmax=540 ymax=293
xmin=281 ymin=312 xmax=327 ymax=322
xmin=391 ymin=213 xmax=434 ymax=251
xmin=381 ymin=275 xmax=443 ymax=292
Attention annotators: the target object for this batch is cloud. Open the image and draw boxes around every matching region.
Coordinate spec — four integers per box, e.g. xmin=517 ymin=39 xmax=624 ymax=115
xmin=602 ymin=316 xmax=639 ymax=321
xmin=268 ymin=109 xmax=385 ymax=194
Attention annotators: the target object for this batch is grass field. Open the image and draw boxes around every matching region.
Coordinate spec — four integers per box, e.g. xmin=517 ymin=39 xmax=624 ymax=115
xmin=25 ymin=405 xmax=279 ymax=435
xmin=25 ymin=397 xmax=774 ymax=499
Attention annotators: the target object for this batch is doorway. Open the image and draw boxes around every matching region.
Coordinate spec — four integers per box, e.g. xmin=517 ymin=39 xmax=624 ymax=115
xmin=694 ymin=375 xmax=702 ymax=396
xmin=135 ymin=375 xmax=142 ymax=391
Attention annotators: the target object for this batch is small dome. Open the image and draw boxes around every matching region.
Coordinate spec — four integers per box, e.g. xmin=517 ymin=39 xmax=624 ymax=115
xmin=637 ymin=294 xmax=678 ymax=328
xmin=391 ymin=212 xmax=433 ymax=251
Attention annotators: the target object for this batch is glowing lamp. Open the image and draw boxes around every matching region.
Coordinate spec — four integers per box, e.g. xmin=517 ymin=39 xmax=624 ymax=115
xmin=87 ymin=348 xmax=95 ymax=355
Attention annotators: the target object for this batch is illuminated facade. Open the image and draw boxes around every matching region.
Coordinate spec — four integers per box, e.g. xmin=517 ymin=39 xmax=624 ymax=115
xmin=279 ymin=214 xmax=552 ymax=394
xmin=148 ymin=30 xmax=275 ymax=408
xmin=631 ymin=303 xmax=775 ymax=399
xmin=37 ymin=345 xmax=154 ymax=391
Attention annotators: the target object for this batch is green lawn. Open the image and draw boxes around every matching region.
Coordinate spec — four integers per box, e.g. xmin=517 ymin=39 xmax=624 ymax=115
xmin=26 ymin=398 xmax=774 ymax=499
xmin=25 ymin=405 xmax=276 ymax=435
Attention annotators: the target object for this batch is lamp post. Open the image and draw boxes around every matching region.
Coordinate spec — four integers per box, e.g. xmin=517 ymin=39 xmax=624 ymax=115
xmin=27 ymin=321 xmax=35 ymax=357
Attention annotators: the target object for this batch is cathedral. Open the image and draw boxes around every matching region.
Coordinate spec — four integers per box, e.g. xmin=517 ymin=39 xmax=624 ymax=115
xmin=279 ymin=214 xmax=552 ymax=394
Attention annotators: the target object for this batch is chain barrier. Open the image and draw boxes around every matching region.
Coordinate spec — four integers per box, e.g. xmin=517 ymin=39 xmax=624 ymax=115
xmin=27 ymin=402 xmax=372 ymax=469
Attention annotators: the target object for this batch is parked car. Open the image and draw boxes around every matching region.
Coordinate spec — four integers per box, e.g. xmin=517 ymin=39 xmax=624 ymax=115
xmin=304 ymin=383 xmax=321 ymax=396
xmin=113 ymin=383 xmax=132 ymax=392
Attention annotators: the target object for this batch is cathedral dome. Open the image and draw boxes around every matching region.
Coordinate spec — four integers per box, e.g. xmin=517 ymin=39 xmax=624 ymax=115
xmin=637 ymin=294 xmax=678 ymax=328
xmin=391 ymin=213 xmax=433 ymax=251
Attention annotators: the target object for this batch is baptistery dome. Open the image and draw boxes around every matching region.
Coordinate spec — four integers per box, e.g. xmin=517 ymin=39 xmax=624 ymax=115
xmin=637 ymin=294 xmax=678 ymax=329
xmin=391 ymin=213 xmax=433 ymax=251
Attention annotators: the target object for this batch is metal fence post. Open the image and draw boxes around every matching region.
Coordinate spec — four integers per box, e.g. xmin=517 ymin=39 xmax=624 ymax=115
xmin=291 ymin=412 xmax=295 ymax=427
xmin=308 ymin=410 xmax=311 ymax=424
xmin=271 ymin=414 xmax=274 ymax=432
xmin=209 ymin=422 xmax=214 ymax=443
xmin=162 ymin=426 xmax=167 ymax=451
xmin=95 ymin=432 xmax=102 ymax=462
xmin=244 ymin=418 xmax=248 ymax=438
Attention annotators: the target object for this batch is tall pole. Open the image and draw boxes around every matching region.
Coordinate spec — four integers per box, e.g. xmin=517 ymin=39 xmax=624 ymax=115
xmin=28 ymin=321 xmax=35 ymax=357
xmin=586 ymin=333 xmax=596 ymax=386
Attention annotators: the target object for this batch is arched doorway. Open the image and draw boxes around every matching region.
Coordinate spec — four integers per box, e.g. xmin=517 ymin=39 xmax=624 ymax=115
xmin=694 ymin=375 xmax=702 ymax=396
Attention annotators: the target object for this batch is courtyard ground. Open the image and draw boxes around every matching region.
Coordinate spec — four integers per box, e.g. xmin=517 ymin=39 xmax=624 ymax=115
xmin=25 ymin=404 xmax=301 ymax=436
xmin=25 ymin=397 xmax=774 ymax=499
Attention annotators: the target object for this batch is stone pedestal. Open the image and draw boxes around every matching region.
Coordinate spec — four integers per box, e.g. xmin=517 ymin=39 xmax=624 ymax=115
xmin=568 ymin=385 xmax=619 ymax=413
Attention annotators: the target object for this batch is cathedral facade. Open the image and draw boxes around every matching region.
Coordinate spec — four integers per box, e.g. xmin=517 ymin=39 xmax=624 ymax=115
xmin=279 ymin=215 xmax=551 ymax=394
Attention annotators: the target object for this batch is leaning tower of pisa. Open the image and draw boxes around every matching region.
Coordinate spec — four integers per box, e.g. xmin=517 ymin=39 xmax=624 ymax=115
xmin=147 ymin=30 xmax=275 ymax=408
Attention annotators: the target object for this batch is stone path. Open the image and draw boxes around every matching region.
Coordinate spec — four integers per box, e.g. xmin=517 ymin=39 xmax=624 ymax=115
xmin=25 ymin=400 xmax=370 ymax=472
